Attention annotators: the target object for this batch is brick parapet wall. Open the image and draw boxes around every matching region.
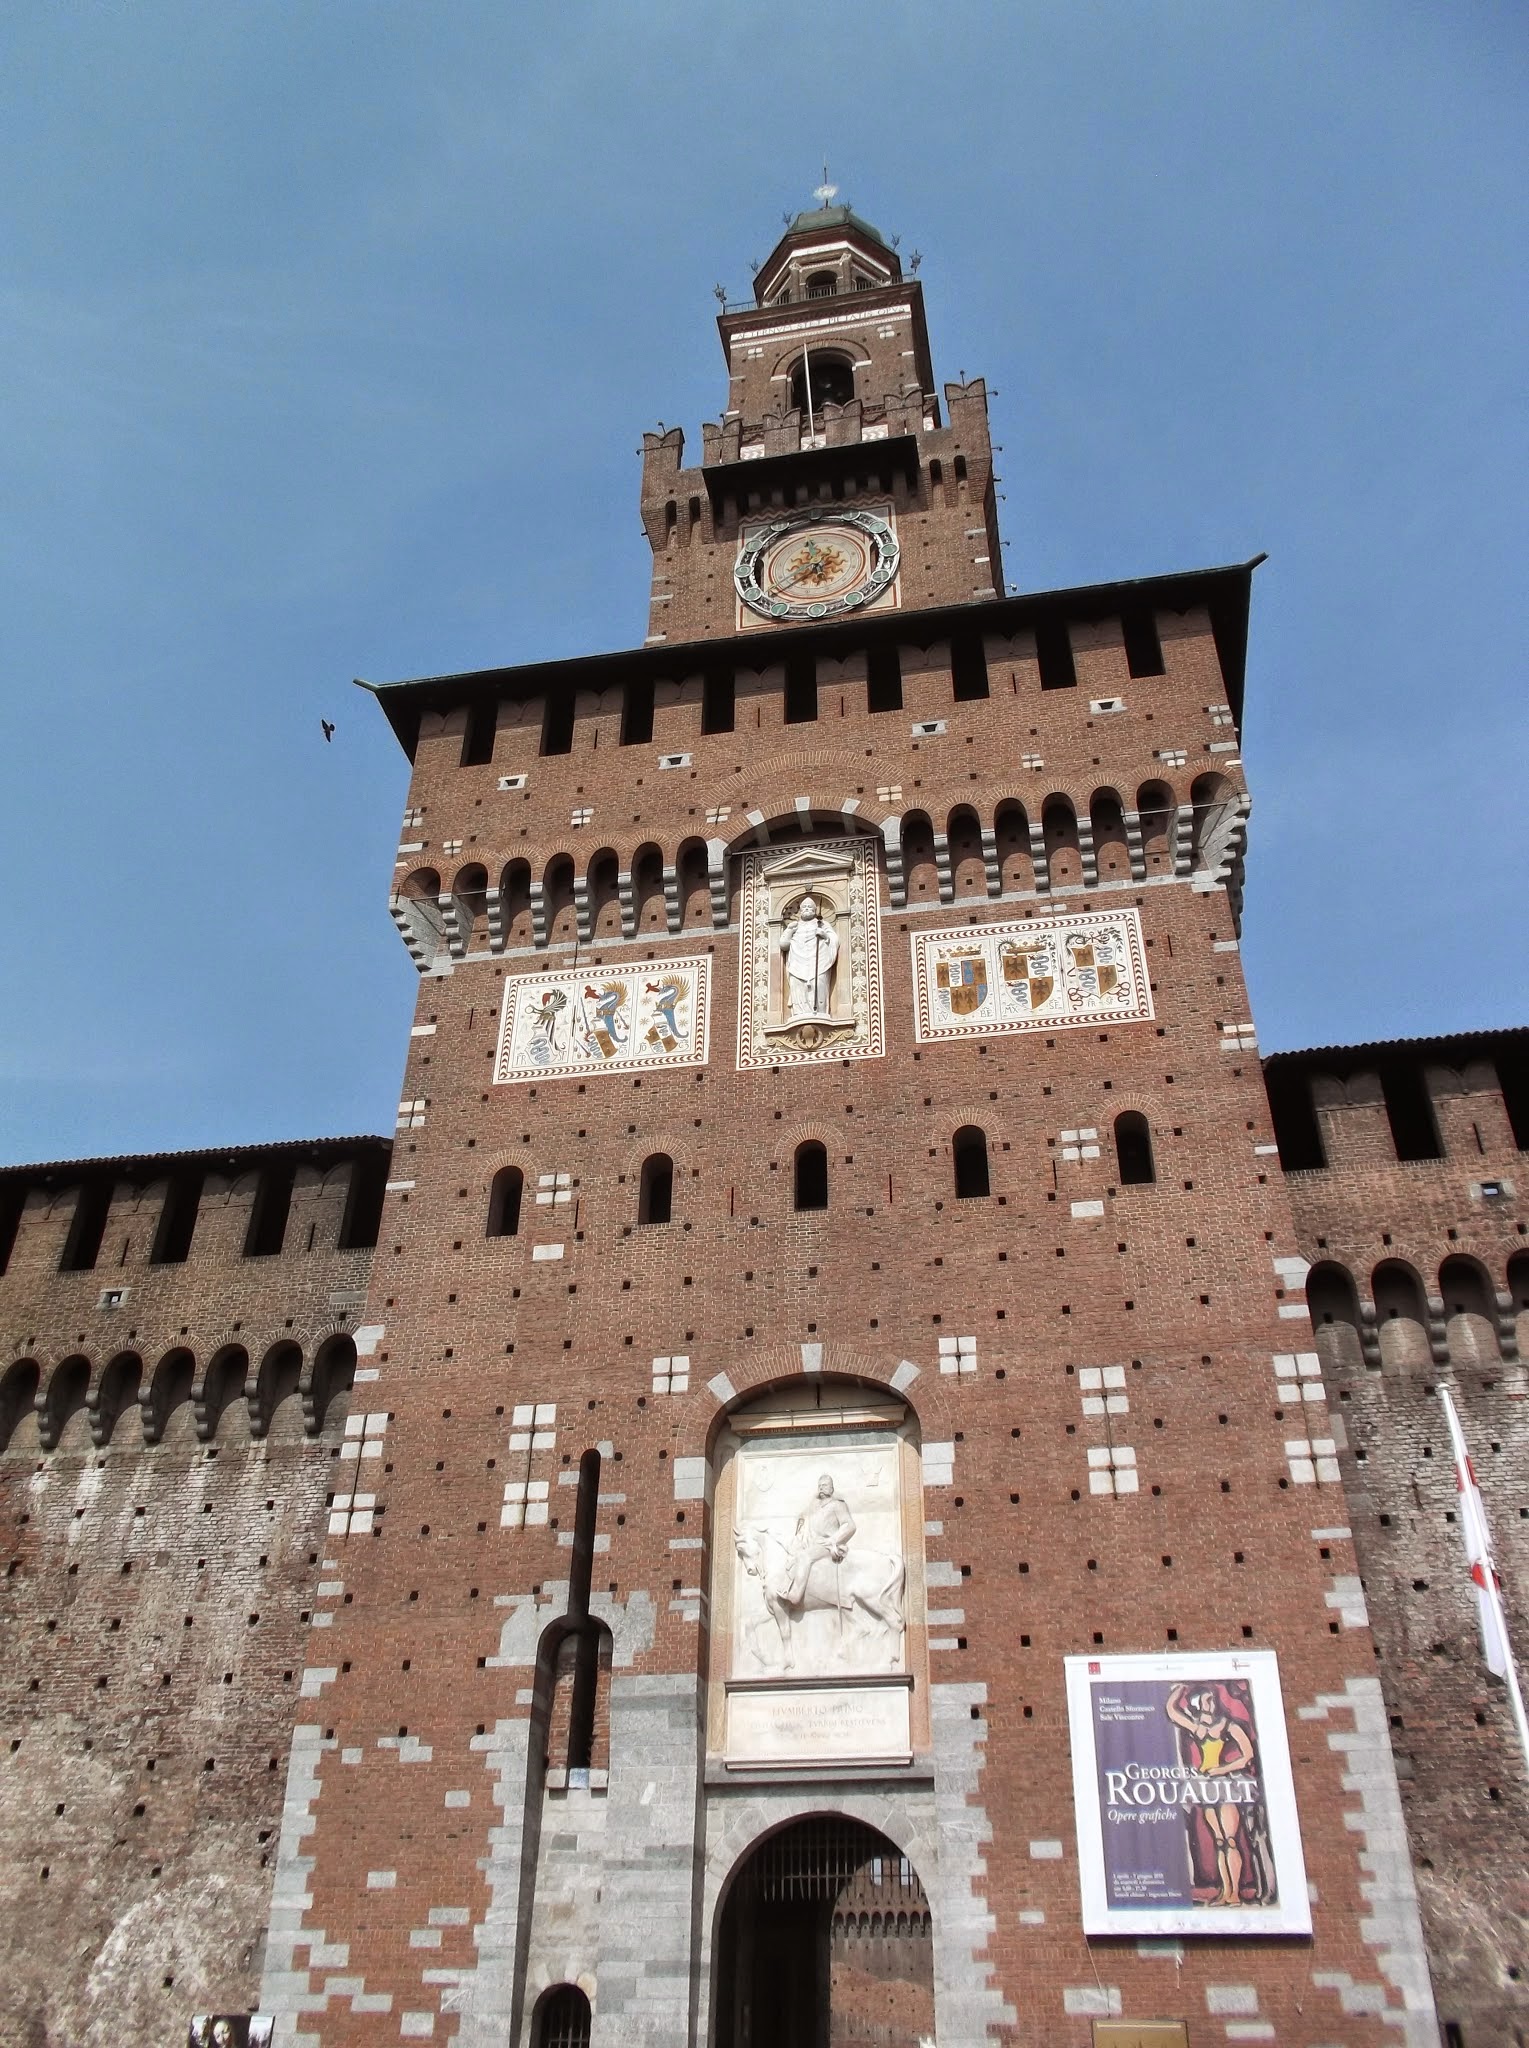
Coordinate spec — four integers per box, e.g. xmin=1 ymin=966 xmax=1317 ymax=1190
xmin=1281 ymin=1075 xmax=1529 ymax=2044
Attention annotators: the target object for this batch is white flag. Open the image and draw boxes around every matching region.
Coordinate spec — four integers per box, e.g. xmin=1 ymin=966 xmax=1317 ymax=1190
xmin=1440 ymin=1386 xmax=1510 ymax=1678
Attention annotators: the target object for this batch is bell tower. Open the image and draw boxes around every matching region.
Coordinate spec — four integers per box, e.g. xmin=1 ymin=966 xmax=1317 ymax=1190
xmin=640 ymin=198 xmax=1004 ymax=645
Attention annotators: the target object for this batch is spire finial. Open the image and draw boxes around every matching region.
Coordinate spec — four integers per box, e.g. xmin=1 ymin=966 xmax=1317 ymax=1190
xmin=813 ymin=160 xmax=839 ymax=209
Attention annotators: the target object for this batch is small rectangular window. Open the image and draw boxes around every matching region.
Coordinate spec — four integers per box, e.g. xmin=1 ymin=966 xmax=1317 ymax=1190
xmin=0 ymin=1180 xmax=26 ymax=1277
xmin=1381 ymin=1065 xmax=1443 ymax=1163
xmin=541 ymin=692 xmax=575 ymax=757
xmin=150 ymin=1172 xmax=202 ymax=1265
xmin=245 ymin=1163 xmax=296 ymax=1258
xmin=702 ymin=668 xmax=735 ymax=735
xmin=460 ymin=698 xmax=497 ymax=766
xmin=866 ymin=645 xmax=902 ymax=713
xmin=1122 ymin=610 xmax=1165 ymax=678
xmin=784 ymin=655 xmax=817 ymax=725
xmin=338 ymin=1152 xmax=387 ymax=1251
xmin=621 ymin=677 xmax=655 ymax=747
xmin=951 ymin=637 xmax=989 ymax=702
xmin=60 ymin=1179 xmax=113 ymax=1273
xmin=1035 ymin=618 xmax=1076 ymax=691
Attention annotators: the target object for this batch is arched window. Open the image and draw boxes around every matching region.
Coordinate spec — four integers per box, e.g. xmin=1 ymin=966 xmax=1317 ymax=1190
xmin=790 ymin=352 xmax=855 ymax=416
xmin=487 ymin=1167 xmax=523 ymax=1239
xmin=532 ymin=1985 xmax=592 ymax=2048
xmin=1114 ymin=1112 xmax=1155 ymax=1185
xmin=806 ymin=269 xmax=837 ymax=298
xmin=1372 ymin=1260 xmax=1431 ymax=1373
xmin=953 ymin=1126 xmax=990 ymax=1199
xmin=1306 ymin=1262 xmax=1365 ymax=1376
xmin=1439 ymin=1255 xmax=1501 ymax=1363
xmin=794 ymin=1141 xmax=829 ymax=1211
xmin=639 ymin=1154 xmax=673 ymax=1225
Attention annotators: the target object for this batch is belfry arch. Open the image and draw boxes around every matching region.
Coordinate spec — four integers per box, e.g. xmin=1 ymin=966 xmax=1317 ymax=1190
xmin=713 ymin=1813 xmax=935 ymax=2048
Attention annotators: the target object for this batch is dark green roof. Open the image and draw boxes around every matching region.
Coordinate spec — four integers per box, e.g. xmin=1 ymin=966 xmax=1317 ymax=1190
xmin=786 ymin=204 xmax=891 ymax=250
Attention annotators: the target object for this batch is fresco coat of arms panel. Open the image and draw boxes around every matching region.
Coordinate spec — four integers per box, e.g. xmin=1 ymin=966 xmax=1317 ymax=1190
xmin=912 ymin=907 xmax=1152 ymax=1042
xmin=494 ymin=958 xmax=711 ymax=1082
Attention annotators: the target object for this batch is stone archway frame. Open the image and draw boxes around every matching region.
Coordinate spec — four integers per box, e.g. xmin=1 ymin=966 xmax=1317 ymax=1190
xmin=698 ymin=1791 xmax=1014 ymax=2048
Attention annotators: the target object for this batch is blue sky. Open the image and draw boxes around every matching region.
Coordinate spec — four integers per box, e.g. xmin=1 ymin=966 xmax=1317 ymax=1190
xmin=2 ymin=2 xmax=1524 ymax=1163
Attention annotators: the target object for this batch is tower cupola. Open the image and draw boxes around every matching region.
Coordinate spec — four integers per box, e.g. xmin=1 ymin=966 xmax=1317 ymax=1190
xmin=753 ymin=203 xmax=902 ymax=308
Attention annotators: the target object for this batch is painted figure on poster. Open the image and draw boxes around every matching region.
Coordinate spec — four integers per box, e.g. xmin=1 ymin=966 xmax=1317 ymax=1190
xmin=781 ymin=895 xmax=840 ymax=1016
xmin=1165 ymin=1681 xmax=1276 ymax=1908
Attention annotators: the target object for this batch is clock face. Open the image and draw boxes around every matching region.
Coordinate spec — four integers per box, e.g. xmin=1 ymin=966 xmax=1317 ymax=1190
xmin=735 ymin=509 xmax=899 ymax=621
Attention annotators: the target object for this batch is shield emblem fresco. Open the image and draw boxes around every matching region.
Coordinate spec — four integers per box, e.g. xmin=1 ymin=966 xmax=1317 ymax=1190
xmin=1000 ymin=940 xmax=1055 ymax=1012
xmin=936 ymin=949 xmax=988 ymax=1017
xmin=913 ymin=910 xmax=1151 ymax=1044
xmin=1063 ymin=932 xmax=1120 ymax=1006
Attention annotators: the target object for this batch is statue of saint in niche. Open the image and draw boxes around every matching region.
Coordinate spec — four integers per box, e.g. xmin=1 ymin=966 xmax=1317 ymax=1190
xmin=780 ymin=895 xmax=840 ymax=1019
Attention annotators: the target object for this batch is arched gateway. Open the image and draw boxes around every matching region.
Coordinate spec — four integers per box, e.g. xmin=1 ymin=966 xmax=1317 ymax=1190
xmin=714 ymin=1815 xmax=934 ymax=2048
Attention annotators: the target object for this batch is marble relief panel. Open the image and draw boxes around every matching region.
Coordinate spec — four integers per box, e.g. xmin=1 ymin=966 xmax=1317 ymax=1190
xmin=911 ymin=906 xmax=1152 ymax=1043
xmin=736 ymin=835 xmax=884 ymax=1069
xmin=494 ymin=957 xmax=711 ymax=1083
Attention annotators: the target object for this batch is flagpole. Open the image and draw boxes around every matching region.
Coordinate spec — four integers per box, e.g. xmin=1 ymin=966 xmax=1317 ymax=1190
xmin=1440 ymin=1384 xmax=1529 ymax=1780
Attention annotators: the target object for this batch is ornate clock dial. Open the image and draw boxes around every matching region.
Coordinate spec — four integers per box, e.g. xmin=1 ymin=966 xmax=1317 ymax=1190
xmin=735 ymin=509 xmax=899 ymax=621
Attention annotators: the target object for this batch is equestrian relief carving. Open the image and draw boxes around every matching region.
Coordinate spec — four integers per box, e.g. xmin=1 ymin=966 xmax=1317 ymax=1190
xmin=731 ymin=1447 xmax=907 ymax=1678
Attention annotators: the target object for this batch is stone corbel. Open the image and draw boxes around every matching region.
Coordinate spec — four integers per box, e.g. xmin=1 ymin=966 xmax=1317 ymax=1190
xmin=617 ymin=869 xmax=636 ymax=939
xmin=1077 ymin=818 xmax=1098 ymax=889
xmin=1170 ymin=805 xmax=1196 ymax=878
xmin=980 ymin=826 xmax=1002 ymax=898
xmin=529 ymin=880 xmax=550 ymax=948
xmin=1122 ymin=809 xmax=1148 ymax=881
xmin=1028 ymin=819 xmax=1051 ymax=894
xmin=485 ymin=885 xmax=506 ymax=952
xmin=932 ymin=833 xmax=954 ymax=905
xmin=1425 ymin=1295 xmax=1450 ymax=1367
xmin=883 ymin=818 xmax=907 ymax=910
xmin=440 ymin=892 xmax=469 ymax=961
xmin=706 ymin=840 xmax=730 ymax=928
xmin=662 ymin=864 xmax=683 ymax=933
xmin=1357 ymin=1300 xmax=1382 ymax=1370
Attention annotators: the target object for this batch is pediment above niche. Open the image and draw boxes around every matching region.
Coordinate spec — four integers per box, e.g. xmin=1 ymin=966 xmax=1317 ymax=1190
xmin=759 ymin=845 xmax=856 ymax=886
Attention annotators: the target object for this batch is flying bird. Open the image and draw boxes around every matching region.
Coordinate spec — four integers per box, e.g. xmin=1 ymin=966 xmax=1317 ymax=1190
xmin=321 ymin=719 xmax=335 ymax=742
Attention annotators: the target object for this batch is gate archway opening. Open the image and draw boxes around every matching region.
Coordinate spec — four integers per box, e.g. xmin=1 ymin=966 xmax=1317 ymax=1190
xmin=715 ymin=1814 xmax=933 ymax=2048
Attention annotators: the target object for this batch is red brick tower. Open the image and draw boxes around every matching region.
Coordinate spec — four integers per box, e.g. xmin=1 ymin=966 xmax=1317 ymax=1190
xmin=258 ymin=202 xmax=1441 ymax=2047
